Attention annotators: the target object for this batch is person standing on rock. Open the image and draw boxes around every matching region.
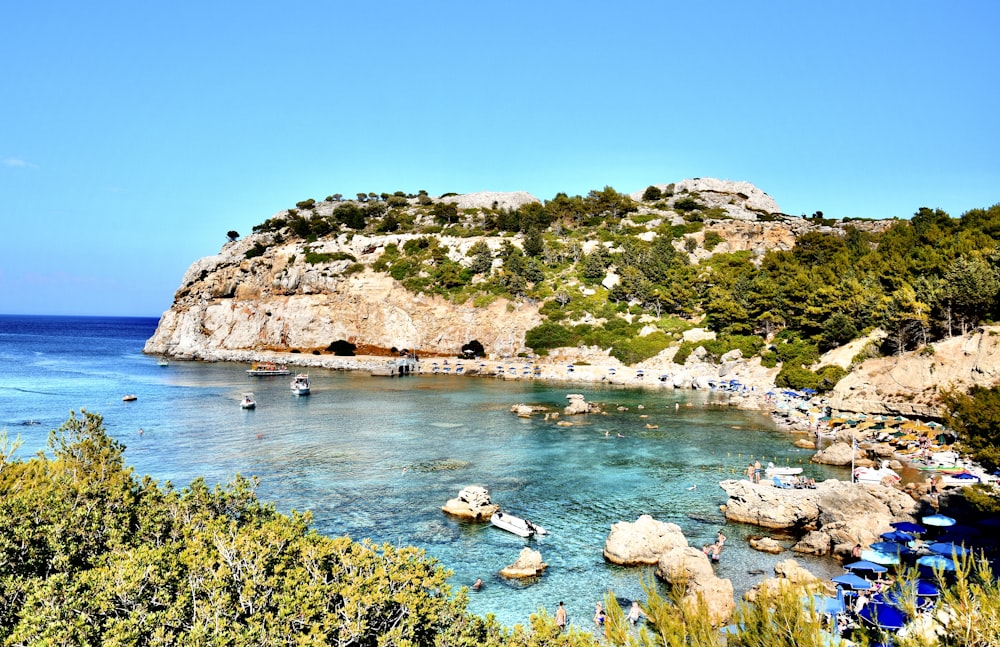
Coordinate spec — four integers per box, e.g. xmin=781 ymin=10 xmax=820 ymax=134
xmin=746 ymin=462 xmax=755 ymax=482
xmin=753 ymin=459 xmax=762 ymax=483
xmin=555 ymin=601 xmax=567 ymax=631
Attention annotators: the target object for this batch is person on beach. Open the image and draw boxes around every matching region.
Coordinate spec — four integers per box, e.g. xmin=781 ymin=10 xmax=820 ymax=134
xmin=746 ymin=462 xmax=755 ymax=482
xmin=555 ymin=601 xmax=567 ymax=630
xmin=753 ymin=459 xmax=762 ymax=483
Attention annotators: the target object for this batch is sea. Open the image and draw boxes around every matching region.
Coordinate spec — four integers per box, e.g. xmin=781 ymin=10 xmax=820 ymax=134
xmin=0 ymin=314 xmax=848 ymax=629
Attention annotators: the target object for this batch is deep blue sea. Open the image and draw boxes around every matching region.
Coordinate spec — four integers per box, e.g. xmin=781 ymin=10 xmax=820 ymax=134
xmin=0 ymin=314 xmax=848 ymax=629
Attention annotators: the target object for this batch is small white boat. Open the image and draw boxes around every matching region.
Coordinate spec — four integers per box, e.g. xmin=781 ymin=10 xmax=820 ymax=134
xmin=122 ymin=394 xmax=137 ymax=402
xmin=490 ymin=512 xmax=547 ymax=538
xmin=157 ymin=357 xmax=169 ymax=367
xmin=290 ymin=373 xmax=311 ymax=396
xmin=240 ymin=393 xmax=257 ymax=409
xmin=854 ymin=460 xmax=900 ymax=485
xmin=765 ymin=462 xmax=803 ymax=476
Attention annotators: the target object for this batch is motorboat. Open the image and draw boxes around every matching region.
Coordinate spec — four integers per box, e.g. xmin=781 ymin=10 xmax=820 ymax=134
xmin=854 ymin=461 xmax=900 ymax=485
xmin=240 ymin=393 xmax=257 ymax=409
xmin=765 ymin=462 xmax=803 ymax=476
xmin=490 ymin=511 xmax=547 ymax=538
xmin=290 ymin=373 xmax=311 ymax=396
xmin=122 ymin=394 xmax=137 ymax=402
xmin=157 ymin=357 xmax=169 ymax=367
xmin=246 ymin=361 xmax=290 ymax=376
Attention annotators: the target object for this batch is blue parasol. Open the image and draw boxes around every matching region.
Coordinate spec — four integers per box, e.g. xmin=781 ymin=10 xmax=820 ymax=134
xmin=802 ymin=593 xmax=846 ymax=616
xmin=927 ymin=541 xmax=969 ymax=558
xmin=858 ymin=601 xmax=907 ymax=631
xmin=881 ymin=530 xmax=916 ymax=543
xmin=861 ymin=549 xmax=900 ymax=566
xmin=845 ymin=559 xmax=889 ymax=574
xmin=922 ymin=514 xmax=957 ymax=527
xmin=832 ymin=573 xmax=873 ymax=590
xmin=917 ymin=554 xmax=956 ymax=571
xmin=870 ymin=541 xmax=906 ymax=554
xmin=890 ymin=521 xmax=926 ymax=534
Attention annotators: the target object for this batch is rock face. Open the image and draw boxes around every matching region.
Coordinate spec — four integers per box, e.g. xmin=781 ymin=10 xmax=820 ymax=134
xmin=603 ymin=515 xmax=689 ymax=566
xmin=441 ymin=486 xmax=500 ymax=521
xmin=144 ymin=234 xmax=544 ymax=359
xmin=656 ymin=547 xmax=735 ymax=625
xmin=828 ymin=326 xmax=1000 ymax=417
xmin=500 ymin=547 xmax=547 ymax=579
xmin=719 ymin=478 xmax=918 ymax=554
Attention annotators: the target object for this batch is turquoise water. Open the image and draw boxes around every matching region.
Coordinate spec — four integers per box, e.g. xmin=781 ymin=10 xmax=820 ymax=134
xmin=0 ymin=315 xmax=847 ymax=629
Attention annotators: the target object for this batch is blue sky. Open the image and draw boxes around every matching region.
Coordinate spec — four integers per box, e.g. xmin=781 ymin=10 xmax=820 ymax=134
xmin=2 ymin=1 xmax=998 ymax=317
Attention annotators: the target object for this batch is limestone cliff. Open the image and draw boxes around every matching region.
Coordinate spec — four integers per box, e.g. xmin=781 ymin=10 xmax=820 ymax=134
xmin=144 ymin=232 xmax=543 ymax=359
xmin=827 ymin=326 xmax=1000 ymax=417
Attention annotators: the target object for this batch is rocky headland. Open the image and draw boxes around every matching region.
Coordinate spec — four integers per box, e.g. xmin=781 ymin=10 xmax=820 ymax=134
xmin=143 ymin=179 xmax=999 ymax=419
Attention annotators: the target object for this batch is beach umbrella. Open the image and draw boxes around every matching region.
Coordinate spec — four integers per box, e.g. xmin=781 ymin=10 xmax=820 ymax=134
xmin=802 ymin=593 xmax=846 ymax=617
xmin=880 ymin=530 xmax=915 ymax=543
xmin=832 ymin=573 xmax=872 ymax=590
xmin=917 ymin=554 xmax=956 ymax=571
xmin=890 ymin=521 xmax=926 ymax=534
xmin=859 ymin=602 xmax=907 ymax=631
xmin=861 ymin=548 xmax=900 ymax=566
xmin=869 ymin=542 xmax=907 ymax=554
xmin=922 ymin=514 xmax=956 ymax=527
xmin=928 ymin=541 xmax=969 ymax=558
xmin=844 ymin=560 xmax=889 ymax=574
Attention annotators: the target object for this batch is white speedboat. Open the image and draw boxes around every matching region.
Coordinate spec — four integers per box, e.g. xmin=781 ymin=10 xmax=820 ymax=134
xmin=854 ymin=461 xmax=900 ymax=485
xmin=290 ymin=373 xmax=311 ymax=395
xmin=765 ymin=462 xmax=803 ymax=476
xmin=240 ymin=393 xmax=257 ymax=409
xmin=490 ymin=512 xmax=547 ymax=538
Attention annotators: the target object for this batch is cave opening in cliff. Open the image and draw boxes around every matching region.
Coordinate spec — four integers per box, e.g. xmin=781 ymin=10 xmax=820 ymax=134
xmin=326 ymin=340 xmax=357 ymax=356
xmin=461 ymin=340 xmax=485 ymax=359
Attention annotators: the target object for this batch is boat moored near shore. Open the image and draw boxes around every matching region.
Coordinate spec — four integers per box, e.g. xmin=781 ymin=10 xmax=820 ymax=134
xmin=290 ymin=373 xmax=311 ymax=395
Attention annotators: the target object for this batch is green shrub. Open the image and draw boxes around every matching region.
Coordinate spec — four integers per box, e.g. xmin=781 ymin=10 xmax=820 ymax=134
xmin=703 ymin=230 xmax=724 ymax=251
xmin=525 ymin=322 xmax=575 ymax=353
xmin=245 ymin=242 xmax=267 ymax=259
xmin=610 ymin=331 xmax=671 ymax=364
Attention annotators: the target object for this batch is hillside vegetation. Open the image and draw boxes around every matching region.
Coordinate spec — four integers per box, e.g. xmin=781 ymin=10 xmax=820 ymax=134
xmin=237 ymin=183 xmax=1000 ymax=393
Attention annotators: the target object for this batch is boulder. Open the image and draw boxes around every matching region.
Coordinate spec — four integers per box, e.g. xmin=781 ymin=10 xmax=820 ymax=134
xmin=718 ymin=479 xmax=918 ymax=549
xmin=500 ymin=547 xmax=547 ymax=579
xmin=564 ymin=393 xmax=600 ymax=415
xmin=794 ymin=438 xmax=817 ymax=450
xmin=603 ymin=515 xmax=689 ymax=566
xmin=441 ymin=486 xmax=500 ymax=521
xmin=746 ymin=559 xmax=824 ymax=602
xmin=793 ymin=530 xmax=832 ymax=555
xmin=749 ymin=537 xmax=784 ymax=554
xmin=511 ymin=404 xmax=546 ymax=417
xmin=811 ymin=442 xmax=856 ymax=466
xmin=656 ymin=547 xmax=735 ymax=625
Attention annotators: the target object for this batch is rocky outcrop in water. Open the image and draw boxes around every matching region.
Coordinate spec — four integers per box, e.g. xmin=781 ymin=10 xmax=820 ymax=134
xmin=500 ymin=547 xmax=547 ymax=579
xmin=602 ymin=515 xmax=689 ymax=566
xmin=441 ymin=486 xmax=500 ymax=521
xmin=719 ymin=478 xmax=918 ymax=555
